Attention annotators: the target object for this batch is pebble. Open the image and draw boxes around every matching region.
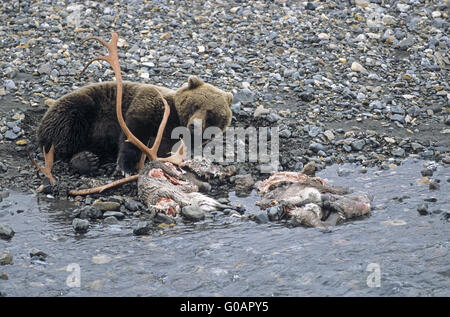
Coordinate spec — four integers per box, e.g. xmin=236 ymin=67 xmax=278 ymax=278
xmin=102 ymin=211 xmax=125 ymax=219
xmin=4 ymin=131 xmax=18 ymax=140
xmin=0 ymin=223 xmax=15 ymax=240
xmin=72 ymin=218 xmax=89 ymax=233
xmin=417 ymin=204 xmax=429 ymax=216
xmin=78 ymin=206 xmax=102 ymax=219
xmin=0 ymin=251 xmax=13 ymax=265
xmin=103 ymin=216 xmax=119 ymax=225
xmin=133 ymin=221 xmax=152 ymax=236
xmin=351 ymin=62 xmax=366 ymax=73
xmin=29 ymin=248 xmax=48 ymax=261
xmin=124 ymin=198 xmax=140 ymax=212
xmin=4 ymin=80 xmax=16 ymax=90
xmin=181 ymin=206 xmax=206 ymax=221
xmin=233 ymin=174 xmax=255 ymax=194
xmin=253 ymin=211 xmax=269 ymax=224
xmin=92 ymin=200 xmax=121 ymax=211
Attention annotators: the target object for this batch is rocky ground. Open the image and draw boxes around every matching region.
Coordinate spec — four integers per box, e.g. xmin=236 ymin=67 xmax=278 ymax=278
xmin=0 ymin=0 xmax=449 ymax=217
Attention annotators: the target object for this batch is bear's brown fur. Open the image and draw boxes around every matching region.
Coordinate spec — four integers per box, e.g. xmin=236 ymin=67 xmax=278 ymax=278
xmin=37 ymin=76 xmax=233 ymax=174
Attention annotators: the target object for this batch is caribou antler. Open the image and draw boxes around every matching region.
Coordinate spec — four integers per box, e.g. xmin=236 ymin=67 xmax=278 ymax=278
xmin=69 ymin=32 xmax=185 ymax=196
xmin=81 ymin=32 xmax=186 ymax=165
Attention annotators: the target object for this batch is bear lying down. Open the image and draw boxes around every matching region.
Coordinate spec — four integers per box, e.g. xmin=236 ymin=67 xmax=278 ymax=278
xmin=37 ymin=76 xmax=233 ymax=175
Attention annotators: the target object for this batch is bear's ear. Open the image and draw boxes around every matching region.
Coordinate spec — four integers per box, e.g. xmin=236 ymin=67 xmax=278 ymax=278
xmin=187 ymin=76 xmax=204 ymax=89
xmin=226 ymin=92 xmax=233 ymax=105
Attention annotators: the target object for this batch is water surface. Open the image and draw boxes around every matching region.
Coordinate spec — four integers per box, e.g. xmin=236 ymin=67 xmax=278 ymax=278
xmin=0 ymin=159 xmax=448 ymax=296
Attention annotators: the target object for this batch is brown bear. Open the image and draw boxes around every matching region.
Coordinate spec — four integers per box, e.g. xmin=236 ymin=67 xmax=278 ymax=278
xmin=37 ymin=76 xmax=233 ymax=175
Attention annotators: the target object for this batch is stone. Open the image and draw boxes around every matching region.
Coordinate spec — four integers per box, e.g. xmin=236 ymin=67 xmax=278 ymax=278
xmin=4 ymin=131 xmax=18 ymax=140
xmin=233 ymin=174 xmax=255 ymax=194
xmin=391 ymin=148 xmax=405 ymax=157
xmin=254 ymin=211 xmax=269 ymax=224
xmin=133 ymin=221 xmax=152 ymax=236
xmin=317 ymin=33 xmax=330 ymax=41
xmin=92 ymin=200 xmax=121 ymax=211
xmin=30 ymin=248 xmax=48 ymax=261
xmin=324 ymin=130 xmax=335 ymax=141
xmin=102 ymin=211 xmax=125 ymax=219
xmin=0 ymin=251 xmax=13 ymax=265
xmin=103 ymin=216 xmax=119 ymax=225
xmin=351 ymin=62 xmax=366 ymax=72
xmin=4 ymin=80 xmax=16 ymax=90
xmin=0 ymin=223 xmax=14 ymax=240
xmin=417 ymin=204 xmax=429 ymax=216
xmin=267 ymin=206 xmax=282 ymax=221
xmin=253 ymin=105 xmax=271 ymax=117
xmin=391 ymin=114 xmax=405 ymax=123
xmin=351 ymin=139 xmax=365 ymax=151
xmin=78 ymin=206 xmax=102 ymax=219
xmin=181 ymin=206 xmax=206 ymax=221
xmin=124 ymin=198 xmax=140 ymax=212
xmin=429 ymin=181 xmax=440 ymax=191
xmin=72 ymin=218 xmax=89 ymax=233
xmin=420 ymin=169 xmax=433 ymax=177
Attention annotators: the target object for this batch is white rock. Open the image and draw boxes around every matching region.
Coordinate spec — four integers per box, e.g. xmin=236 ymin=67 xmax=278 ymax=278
xmin=253 ymin=105 xmax=271 ymax=118
xmin=432 ymin=11 xmax=441 ymax=18
xmin=351 ymin=62 xmax=367 ymax=72
xmin=317 ymin=33 xmax=330 ymax=41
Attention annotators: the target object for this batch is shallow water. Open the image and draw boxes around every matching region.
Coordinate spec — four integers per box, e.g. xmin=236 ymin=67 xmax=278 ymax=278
xmin=0 ymin=159 xmax=449 ymax=296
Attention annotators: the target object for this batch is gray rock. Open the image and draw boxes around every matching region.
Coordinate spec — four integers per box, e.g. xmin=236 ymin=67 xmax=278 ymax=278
xmin=0 ymin=223 xmax=14 ymax=240
xmin=4 ymin=80 xmax=16 ymax=90
xmin=0 ymin=251 xmax=13 ymax=265
xmin=391 ymin=148 xmax=405 ymax=157
xmin=38 ymin=63 xmax=52 ymax=74
xmin=420 ymin=169 xmax=433 ymax=177
xmin=124 ymin=198 xmax=140 ymax=212
xmin=351 ymin=139 xmax=366 ymax=151
xmin=4 ymin=130 xmax=18 ymax=140
xmin=267 ymin=206 xmax=282 ymax=221
xmin=391 ymin=114 xmax=405 ymax=123
xmin=133 ymin=221 xmax=152 ymax=236
xmin=181 ymin=206 xmax=206 ymax=221
xmin=397 ymin=35 xmax=415 ymax=50
xmin=254 ymin=211 xmax=269 ymax=224
xmin=72 ymin=218 xmax=89 ymax=233
xmin=102 ymin=211 xmax=125 ymax=219
xmin=103 ymin=216 xmax=119 ymax=225
xmin=222 ymin=208 xmax=234 ymax=215
xmin=390 ymin=105 xmax=404 ymax=115
xmin=279 ymin=129 xmax=292 ymax=138
xmin=154 ymin=213 xmax=175 ymax=224
xmin=233 ymin=88 xmax=254 ymax=105
xmin=78 ymin=206 xmax=102 ymax=219
xmin=309 ymin=142 xmax=324 ymax=153
xmin=417 ymin=204 xmax=429 ymax=216
xmin=29 ymin=248 xmax=48 ymax=261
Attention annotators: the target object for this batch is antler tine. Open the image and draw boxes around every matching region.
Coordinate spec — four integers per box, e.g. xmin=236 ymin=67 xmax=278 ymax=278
xmin=27 ymin=145 xmax=57 ymax=185
xmin=79 ymin=56 xmax=110 ymax=76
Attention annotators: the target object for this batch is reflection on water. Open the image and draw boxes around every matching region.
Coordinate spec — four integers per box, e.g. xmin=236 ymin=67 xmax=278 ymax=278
xmin=0 ymin=159 xmax=448 ymax=296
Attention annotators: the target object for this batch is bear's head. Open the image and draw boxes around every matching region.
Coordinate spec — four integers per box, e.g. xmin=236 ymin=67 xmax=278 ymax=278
xmin=174 ymin=76 xmax=233 ymax=136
